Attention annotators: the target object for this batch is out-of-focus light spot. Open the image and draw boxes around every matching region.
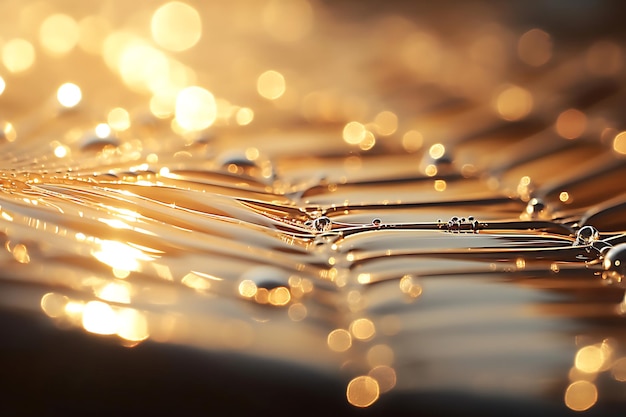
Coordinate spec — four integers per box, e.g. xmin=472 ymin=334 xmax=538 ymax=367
xmin=556 ymin=109 xmax=587 ymax=139
xmin=346 ymin=375 xmax=380 ymax=408
xmin=434 ymin=180 xmax=447 ymax=192
xmin=151 ymin=2 xmax=202 ymax=52
xmin=288 ymin=303 xmax=307 ymax=321
xmin=41 ymin=293 xmax=69 ymax=318
xmin=613 ymin=131 xmax=626 ymax=155
xmin=54 ymin=145 xmax=69 ymax=158
xmin=402 ymin=130 xmax=423 ymax=153
xmin=116 ymin=308 xmax=149 ymax=342
xmin=257 ymin=70 xmax=286 ymax=100
xmin=424 ymin=164 xmax=437 ymax=177
xmin=585 ymin=40 xmax=623 ymax=76
xmin=0 ymin=76 xmax=5 ymax=95
xmin=368 ymin=365 xmax=397 ymax=393
xmin=612 ymin=357 xmax=626 ymax=381
xmin=268 ymin=287 xmax=291 ymax=306
xmin=373 ymin=111 xmax=398 ymax=136
xmin=429 ymin=143 xmax=445 ymax=159
xmin=518 ymin=28 xmax=552 ymax=67
xmin=146 ymin=153 xmax=159 ymax=164
xmin=559 ymin=191 xmax=571 ymax=203
xmin=350 ymin=318 xmax=375 ymax=341
xmin=107 ymin=107 xmax=130 ymax=131
xmin=245 ymin=147 xmax=260 ymax=161
xmin=343 ymin=121 xmax=367 ymax=145
xmin=367 ymin=344 xmax=394 ymax=367
xmin=2 ymin=38 xmax=36 ymax=73
xmin=262 ymin=0 xmax=313 ymax=43
xmin=564 ymin=380 xmax=597 ymax=411
xmin=575 ymin=344 xmax=609 ymax=374
xmin=327 ymin=328 xmax=352 ymax=352
xmin=150 ymin=94 xmax=176 ymax=119
xmin=238 ymin=279 xmax=257 ymax=298
xmin=181 ymin=272 xmax=212 ymax=292
xmin=12 ymin=243 xmax=30 ymax=264
xmin=82 ymin=301 xmax=118 ymax=335
xmin=118 ymin=43 xmax=170 ymax=94
xmin=57 ymin=83 xmax=82 ymax=108
xmin=495 ymin=85 xmax=533 ymax=121
xmin=515 ymin=258 xmax=526 ymax=270
xmin=92 ymin=240 xmax=149 ymax=274
xmin=236 ymin=107 xmax=254 ymax=125
xmin=399 ymin=274 xmax=422 ymax=298
xmin=39 ymin=14 xmax=79 ymax=55
xmin=95 ymin=123 xmax=111 ymax=139
xmin=357 ymin=273 xmax=371 ymax=285
xmin=96 ymin=281 xmax=131 ymax=304
xmin=78 ymin=15 xmax=111 ymax=55
xmin=175 ymin=86 xmax=217 ymax=131
xmin=359 ymin=131 xmax=376 ymax=151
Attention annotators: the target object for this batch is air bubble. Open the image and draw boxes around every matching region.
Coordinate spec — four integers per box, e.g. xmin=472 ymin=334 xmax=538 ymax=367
xmin=372 ymin=218 xmax=382 ymax=227
xmin=522 ymin=197 xmax=552 ymax=220
xmin=312 ymin=216 xmax=332 ymax=232
xmin=603 ymin=243 xmax=626 ymax=279
xmin=574 ymin=225 xmax=600 ymax=247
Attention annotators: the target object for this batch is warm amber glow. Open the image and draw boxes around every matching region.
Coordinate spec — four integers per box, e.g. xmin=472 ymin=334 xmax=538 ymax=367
xmin=181 ymin=272 xmax=212 ymax=292
xmin=92 ymin=240 xmax=150 ymax=274
xmin=175 ymin=86 xmax=217 ymax=131
xmin=96 ymin=281 xmax=131 ymax=304
xmin=95 ymin=123 xmax=111 ymax=138
xmin=151 ymin=2 xmax=202 ymax=52
xmin=327 ymin=328 xmax=352 ymax=352
xmin=39 ymin=14 xmax=79 ymax=55
xmin=564 ymin=380 xmax=597 ymax=411
xmin=399 ymin=274 xmax=422 ymax=298
xmin=268 ymin=286 xmax=291 ymax=306
xmin=54 ymin=145 xmax=69 ymax=158
xmin=57 ymin=83 xmax=82 ymax=108
xmin=373 ymin=111 xmax=398 ymax=136
xmin=343 ymin=121 xmax=367 ymax=145
xmin=495 ymin=85 xmax=533 ymax=121
xmin=0 ymin=76 xmax=5 ymax=95
xmin=238 ymin=279 xmax=258 ymax=298
xmin=2 ymin=38 xmax=36 ymax=73
xmin=518 ymin=28 xmax=552 ymax=67
xmin=82 ymin=301 xmax=118 ymax=335
xmin=402 ymin=130 xmax=423 ymax=153
xmin=424 ymin=164 xmax=438 ymax=177
xmin=585 ymin=40 xmax=623 ymax=76
xmin=12 ymin=243 xmax=30 ymax=264
xmin=429 ymin=143 xmax=445 ymax=159
xmin=613 ymin=131 xmax=626 ymax=155
xmin=257 ymin=70 xmax=286 ymax=100
xmin=575 ymin=344 xmax=609 ymax=374
xmin=107 ymin=107 xmax=131 ymax=131
xmin=555 ymin=109 xmax=586 ymax=139
xmin=559 ymin=191 xmax=570 ymax=203
xmin=346 ymin=376 xmax=380 ymax=408
xmin=262 ymin=0 xmax=313 ymax=43
xmin=368 ymin=365 xmax=397 ymax=393
xmin=288 ymin=303 xmax=307 ymax=321
xmin=357 ymin=273 xmax=371 ymax=284
xmin=612 ymin=357 xmax=626 ymax=381
xmin=40 ymin=293 xmax=69 ymax=318
xmin=78 ymin=15 xmax=111 ymax=55
xmin=350 ymin=318 xmax=376 ymax=341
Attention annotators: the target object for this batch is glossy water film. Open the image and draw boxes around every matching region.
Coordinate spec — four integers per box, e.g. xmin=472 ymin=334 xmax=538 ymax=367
xmin=1 ymin=1 xmax=626 ymax=415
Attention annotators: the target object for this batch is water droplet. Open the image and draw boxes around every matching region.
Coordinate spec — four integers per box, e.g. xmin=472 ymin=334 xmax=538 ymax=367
xmin=603 ymin=243 xmax=626 ymax=278
xmin=312 ymin=216 xmax=332 ymax=232
xmin=522 ymin=197 xmax=552 ymax=220
xmin=371 ymin=218 xmax=382 ymax=227
xmin=574 ymin=225 xmax=600 ymax=247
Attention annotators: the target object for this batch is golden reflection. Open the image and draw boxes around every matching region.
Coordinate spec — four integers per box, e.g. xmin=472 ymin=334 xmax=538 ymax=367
xmin=238 ymin=279 xmax=257 ymax=298
xmin=518 ymin=28 xmax=552 ymax=67
xmin=575 ymin=342 xmax=612 ymax=373
xmin=2 ymin=38 xmax=36 ymax=73
xmin=181 ymin=272 xmax=213 ymax=292
xmin=555 ymin=109 xmax=587 ymax=139
xmin=116 ymin=308 xmax=149 ymax=342
xmin=175 ymin=86 xmax=217 ymax=131
xmin=424 ymin=164 xmax=438 ymax=177
xmin=54 ymin=143 xmax=70 ymax=158
xmin=0 ymin=76 xmax=5 ymax=96
xmin=236 ymin=107 xmax=254 ymax=125
xmin=327 ymin=328 xmax=352 ymax=352
xmin=92 ymin=240 xmax=152 ymax=275
xmin=399 ymin=274 xmax=422 ymax=298
xmin=434 ymin=179 xmax=447 ymax=192
xmin=495 ymin=85 xmax=533 ymax=121
xmin=257 ymin=70 xmax=286 ymax=100
xmin=346 ymin=375 xmax=380 ymax=408
xmin=78 ymin=15 xmax=111 ymax=55
xmin=564 ymin=380 xmax=598 ymax=411
xmin=41 ymin=293 xmax=69 ymax=318
xmin=39 ymin=14 xmax=79 ymax=55
xmin=151 ymin=2 xmax=202 ymax=52
xmin=95 ymin=123 xmax=111 ymax=138
xmin=82 ymin=300 xmax=118 ymax=335
xmin=288 ymin=303 xmax=307 ymax=321
xmin=350 ymin=318 xmax=376 ymax=341
xmin=559 ymin=191 xmax=571 ymax=203
xmin=612 ymin=357 xmax=626 ymax=381
xmin=368 ymin=365 xmax=397 ymax=393
xmin=268 ymin=286 xmax=291 ymax=306
xmin=402 ymin=130 xmax=423 ymax=153
xmin=373 ymin=111 xmax=398 ymax=136
xmin=429 ymin=143 xmax=445 ymax=159
xmin=57 ymin=82 xmax=82 ymax=108
xmin=613 ymin=131 xmax=626 ymax=155
xmin=343 ymin=121 xmax=367 ymax=145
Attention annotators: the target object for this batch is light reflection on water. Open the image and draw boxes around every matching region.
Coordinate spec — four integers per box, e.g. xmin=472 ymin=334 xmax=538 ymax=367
xmin=0 ymin=0 xmax=626 ymax=415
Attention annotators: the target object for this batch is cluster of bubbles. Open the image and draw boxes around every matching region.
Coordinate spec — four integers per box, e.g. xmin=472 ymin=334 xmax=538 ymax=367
xmin=571 ymin=226 xmax=626 ymax=283
xmin=437 ymin=216 xmax=482 ymax=233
